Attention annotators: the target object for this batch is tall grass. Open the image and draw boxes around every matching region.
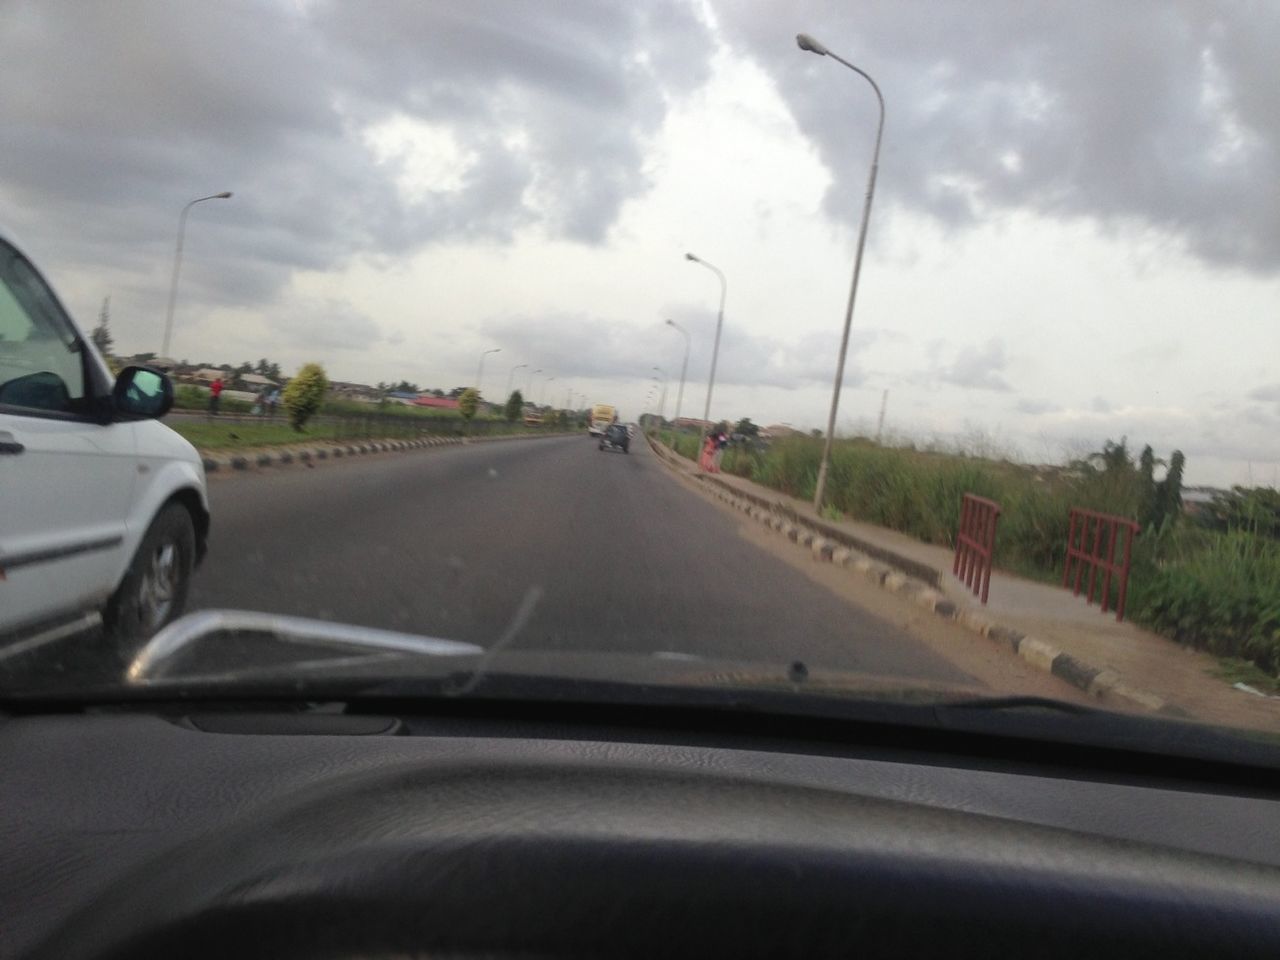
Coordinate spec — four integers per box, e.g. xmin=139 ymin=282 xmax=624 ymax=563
xmin=668 ymin=433 xmax=1279 ymax=676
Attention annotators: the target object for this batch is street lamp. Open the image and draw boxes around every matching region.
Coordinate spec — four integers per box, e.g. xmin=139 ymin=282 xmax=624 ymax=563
xmin=527 ymin=368 xmax=541 ymax=396
xmin=685 ymin=252 xmax=726 ymax=465
xmin=475 ymin=348 xmax=501 ymax=398
xmin=541 ymin=375 xmax=555 ymax=406
xmin=161 ymin=191 xmax=232 ymax=359
xmin=797 ymin=32 xmax=885 ymax=512
xmin=507 ymin=362 xmax=527 ymax=397
xmin=665 ymin=318 xmax=690 ymax=434
xmin=652 ymin=366 xmax=668 ymax=421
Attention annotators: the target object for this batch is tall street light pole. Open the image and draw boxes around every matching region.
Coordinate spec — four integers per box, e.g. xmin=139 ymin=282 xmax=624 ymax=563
xmin=542 ymin=376 xmax=555 ymax=406
xmin=475 ymin=348 xmax=501 ymax=398
xmin=161 ymin=191 xmax=232 ymax=359
xmin=797 ymin=32 xmax=885 ymax=512
xmin=528 ymin=368 xmax=541 ymax=397
xmin=665 ymin=318 xmax=690 ymax=433
xmin=652 ymin=366 xmax=668 ymax=421
xmin=685 ymin=252 xmax=726 ymax=467
xmin=507 ymin=362 xmax=527 ymax=397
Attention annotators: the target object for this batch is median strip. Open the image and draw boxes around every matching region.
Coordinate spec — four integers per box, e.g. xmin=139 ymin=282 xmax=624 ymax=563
xmin=200 ymin=431 xmax=576 ymax=475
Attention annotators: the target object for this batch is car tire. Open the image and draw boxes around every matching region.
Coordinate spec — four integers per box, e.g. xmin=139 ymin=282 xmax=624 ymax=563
xmin=103 ymin=503 xmax=196 ymax=647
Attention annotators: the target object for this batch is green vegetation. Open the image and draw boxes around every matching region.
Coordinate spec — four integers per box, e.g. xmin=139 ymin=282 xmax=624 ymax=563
xmin=282 ymin=362 xmax=329 ymax=431
xmin=504 ymin=389 xmax=524 ymax=423
xmin=458 ymin=387 xmax=480 ymax=422
xmin=658 ymin=430 xmax=1280 ymax=678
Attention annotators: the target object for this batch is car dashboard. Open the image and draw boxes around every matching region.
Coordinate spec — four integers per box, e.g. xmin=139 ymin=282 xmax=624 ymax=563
xmin=3 ymin=698 xmax=1280 ymax=959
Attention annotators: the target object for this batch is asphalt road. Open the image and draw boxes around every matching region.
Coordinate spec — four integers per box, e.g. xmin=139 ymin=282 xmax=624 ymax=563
xmin=175 ymin=435 xmax=970 ymax=684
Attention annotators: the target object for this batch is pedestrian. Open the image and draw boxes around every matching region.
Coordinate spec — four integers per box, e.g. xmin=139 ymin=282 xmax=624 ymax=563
xmin=712 ymin=431 xmax=730 ymax=472
xmin=267 ymin=387 xmax=280 ymax=419
xmin=699 ymin=432 xmax=717 ymax=472
xmin=208 ymin=375 xmax=223 ymax=416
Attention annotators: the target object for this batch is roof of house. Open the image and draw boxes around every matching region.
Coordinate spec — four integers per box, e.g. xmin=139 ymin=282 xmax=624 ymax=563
xmin=413 ymin=396 xmax=460 ymax=409
xmin=239 ymin=373 xmax=277 ymax=386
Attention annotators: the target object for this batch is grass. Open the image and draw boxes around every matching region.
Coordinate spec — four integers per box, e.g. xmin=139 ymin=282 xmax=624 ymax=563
xmin=655 ymin=430 xmax=1280 ymax=679
xmin=1215 ymin=657 xmax=1280 ymax=697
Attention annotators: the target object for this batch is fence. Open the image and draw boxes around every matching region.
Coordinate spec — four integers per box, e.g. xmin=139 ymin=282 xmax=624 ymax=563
xmin=1062 ymin=507 xmax=1140 ymax=621
xmin=953 ymin=493 xmax=1001 ymax=604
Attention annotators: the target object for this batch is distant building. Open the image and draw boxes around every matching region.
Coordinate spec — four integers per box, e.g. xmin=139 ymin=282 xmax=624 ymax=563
xmin=761 ymin=424 xmax=800 ymax=439
xmin=239 ymin=372 xmax=277 ymax=389
xmin=330 ymin=380 xmax=380 ymax=401
xmin=673 ymin=417 xmax=713 ymax=431
xmin=413 ymin=396 xmax=460 ymax=411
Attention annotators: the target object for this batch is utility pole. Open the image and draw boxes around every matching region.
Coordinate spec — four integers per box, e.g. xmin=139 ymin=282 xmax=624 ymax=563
xmin=875 ymin=389 xmax=888 ymax=444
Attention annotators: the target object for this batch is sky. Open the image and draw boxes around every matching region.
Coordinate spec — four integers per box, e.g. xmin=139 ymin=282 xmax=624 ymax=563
xmin=1 ymin=0 xmax=1277 ymax=487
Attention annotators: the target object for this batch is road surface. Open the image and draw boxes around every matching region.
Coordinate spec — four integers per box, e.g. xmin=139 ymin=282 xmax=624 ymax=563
xmin=184 ymin=435 xmax=970 ymax=683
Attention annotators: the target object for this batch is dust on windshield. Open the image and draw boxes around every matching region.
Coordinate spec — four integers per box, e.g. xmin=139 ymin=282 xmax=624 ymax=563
xmin=2 ymin=1 xmax=1278 ymax=738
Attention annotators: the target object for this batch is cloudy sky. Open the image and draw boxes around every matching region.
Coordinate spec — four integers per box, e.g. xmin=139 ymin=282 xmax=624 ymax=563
xmin=2 ymin=0 xmax=1276 ymax=486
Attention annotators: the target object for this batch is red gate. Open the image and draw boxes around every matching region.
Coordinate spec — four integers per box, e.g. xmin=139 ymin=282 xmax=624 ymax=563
xmin=954 ymin=494 xmax=1001 ymax=604
xmin=1062 ymin=508 xmax=1140 ymax=621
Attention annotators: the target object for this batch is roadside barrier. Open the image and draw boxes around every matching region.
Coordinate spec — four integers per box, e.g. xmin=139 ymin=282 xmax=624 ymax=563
xmin=1062 ymin=507 xmax=1139 ymax=621
xmin=954 ymin=494 xmax=1001 ymax=604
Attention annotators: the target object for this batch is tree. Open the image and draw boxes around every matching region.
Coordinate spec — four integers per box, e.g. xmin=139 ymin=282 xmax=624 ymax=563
xmin=90 ymin=297 xmax=114 ymax=356
xmin=391 ymin=380 xmax=419 ymax=394
xmin=458 ymin=387 xmax=480 ymax=421
xmin=282 ymin=362 xmax=330 ymax=431
xmin=448 ymin=386 xmax=467 ymax=399
xmin=504 ymin=389 xmax=524 ymax=422
xmin=255 ymin=358 xmax=271 ymax=376
xmin=734 ymin=417 xmax=760 ymax=438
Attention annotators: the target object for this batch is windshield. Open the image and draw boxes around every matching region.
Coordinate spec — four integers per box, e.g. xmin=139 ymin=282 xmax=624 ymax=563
xmin=2 ymin=2 xmax=1279 ymax=748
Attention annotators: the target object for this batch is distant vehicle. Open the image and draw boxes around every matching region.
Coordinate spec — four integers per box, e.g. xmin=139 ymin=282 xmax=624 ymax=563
xmin=588 ymin=403 xmax=617 ymax=436
xmin=523 ymin=412 xmax=543 ymax=427
xmin=598 ymin=422 xmax=630 ymax=454
xmin=0 ymin=229 xmax=210 ymax=648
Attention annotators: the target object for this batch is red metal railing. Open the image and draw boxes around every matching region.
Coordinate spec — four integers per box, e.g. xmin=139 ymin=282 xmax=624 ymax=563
xmin=1062 ymin=508 xmax=1140 ymax=621
xmin=954 ymin=494 xmax=1001 ymax=604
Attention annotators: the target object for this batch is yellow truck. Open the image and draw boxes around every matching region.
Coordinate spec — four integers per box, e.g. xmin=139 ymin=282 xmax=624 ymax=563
xmin=588 ymin=403 xmax=617 ymax=436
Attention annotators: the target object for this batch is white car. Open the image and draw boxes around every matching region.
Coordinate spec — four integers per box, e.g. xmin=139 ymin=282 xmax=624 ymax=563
xmin=0 ymin=229 xmax=209 ymax=648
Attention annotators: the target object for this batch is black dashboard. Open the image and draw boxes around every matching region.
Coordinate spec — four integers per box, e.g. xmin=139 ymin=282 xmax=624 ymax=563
xmin=4 ymin=700 xmax=1280 ymax=959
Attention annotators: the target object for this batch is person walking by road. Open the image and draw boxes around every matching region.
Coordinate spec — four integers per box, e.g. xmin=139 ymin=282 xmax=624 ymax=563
xmin=267 ymin=387 xmax=280 ymax=419
xmin=208 ymin=375 xmax=224 ymax=416
xmin=699 ymin=432 xmax=719 ymax=472
xmin=712 ymin=430 xmax=730 ymax=472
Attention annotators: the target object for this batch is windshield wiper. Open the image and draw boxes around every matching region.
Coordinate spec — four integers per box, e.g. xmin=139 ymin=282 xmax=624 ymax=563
xmin=125 ymin=609 xmax=484 ymax=687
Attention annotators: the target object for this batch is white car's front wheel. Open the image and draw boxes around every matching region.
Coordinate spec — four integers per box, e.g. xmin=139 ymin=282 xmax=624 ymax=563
xmin=104 ymin=503 xmax=196 ymax=645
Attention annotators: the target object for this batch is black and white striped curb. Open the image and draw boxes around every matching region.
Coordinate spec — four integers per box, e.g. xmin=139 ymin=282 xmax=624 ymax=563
xmin=201 ymin=431 xmax=575 ymax=475
xmin=646 ymin=434 xmax=1174 ymax=716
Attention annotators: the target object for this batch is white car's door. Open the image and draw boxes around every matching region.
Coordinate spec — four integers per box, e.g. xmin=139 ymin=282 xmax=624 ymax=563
xmin=0 ymin=241 xmax=136 ymax=635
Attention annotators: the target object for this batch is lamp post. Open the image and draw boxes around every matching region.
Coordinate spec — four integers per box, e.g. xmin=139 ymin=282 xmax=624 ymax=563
xmin=685 ymin=252 xmax=726 ymax=467
xmin=797 ymin=32 xmax=885 ymax=512
xmin=161 ymin=191 xmax=232 ymax=359
xmin=664 ymin=318 xmax=690 ymax=433
xmin=527 ymin=368 xmax=541 ymax=397
xmin=652 ymin=366 xmax=668 ymax=421
xmin=507 ymin=362 xmax=527 ymax=397
xmin=475 ymin=348 xmax=501 ymax=399
xmin=541 ymin=375 xmax=555 ymax=406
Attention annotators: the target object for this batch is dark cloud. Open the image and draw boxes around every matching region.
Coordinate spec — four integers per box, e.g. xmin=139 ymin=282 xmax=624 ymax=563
xmin=0 ymin=0 xmax=713 ymax=326
xmin=1248 ymin=384 xmax=1280 ymax=403
xmin=480 ymin=311 xmax=883 ymax=389
xmin=1016 ymin=397 xmax=1060 ymax=415
xmin=719 ymin=1 xmax=1280 ymax=272
xmin=934 ymin=338 xmax=1012 ymax=392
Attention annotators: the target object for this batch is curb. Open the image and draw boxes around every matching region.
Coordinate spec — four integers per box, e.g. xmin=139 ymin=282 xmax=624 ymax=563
xmin=644 ymin=433 xmax=1175 ymax=716
xmin=200 ymin=431 xmax=577 ymax=476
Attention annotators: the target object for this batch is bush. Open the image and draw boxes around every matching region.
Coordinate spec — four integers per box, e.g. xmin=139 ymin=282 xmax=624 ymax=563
xmin=708 ymin=433 xmax=1279 ymax=676
xmin=282 ymin=362 xmax=329 ymax=431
